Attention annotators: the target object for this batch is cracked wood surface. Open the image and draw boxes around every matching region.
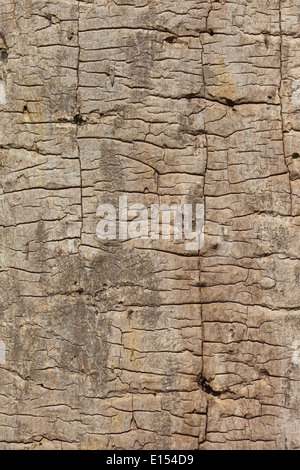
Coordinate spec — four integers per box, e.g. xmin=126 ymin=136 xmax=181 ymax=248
xmin=0 ymin=0 xmax=300 ymax=450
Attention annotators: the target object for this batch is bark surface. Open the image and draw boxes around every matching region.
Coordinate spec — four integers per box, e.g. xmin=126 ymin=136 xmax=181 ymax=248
xmin=0 ymin=0 xmax=300 ymax=450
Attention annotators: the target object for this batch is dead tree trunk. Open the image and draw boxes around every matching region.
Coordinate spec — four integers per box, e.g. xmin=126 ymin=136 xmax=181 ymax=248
xmin=0 ymin=0 xmax=299 ymax=450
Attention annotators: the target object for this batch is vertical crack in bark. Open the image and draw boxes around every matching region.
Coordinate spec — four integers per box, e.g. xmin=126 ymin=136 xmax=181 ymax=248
xmin=278 ymin=0 xmax=292 ymax=214
xmin=198 ymin=28 xmax=209 ymax=448
xmin=199 ymin=401 xmax=209 ymax=448
xmin=76 ymin=2 xmax=83 ymax=248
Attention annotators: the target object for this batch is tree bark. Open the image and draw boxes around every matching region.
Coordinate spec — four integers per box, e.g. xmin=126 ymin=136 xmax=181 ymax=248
xmin=0 ymin=0 xmax=299 ymax=450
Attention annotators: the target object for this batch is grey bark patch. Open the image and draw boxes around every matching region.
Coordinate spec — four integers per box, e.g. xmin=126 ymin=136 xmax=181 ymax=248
xmin=0 ymin=81 xmax=6 ymax=105
xmin=0 ymin=341 xmax=6 ymax=365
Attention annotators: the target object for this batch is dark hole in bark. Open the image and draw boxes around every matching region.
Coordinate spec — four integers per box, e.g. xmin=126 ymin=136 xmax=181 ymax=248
xmin=1 ymin=49 xmax=8 ymax=61
xmin=74 ymin=113 xmax=83 ymax=125
xmin=208 ymin=30 xmax=214 ymax=36
xmin=184 ymin=93 xmax=199 ymax=100
xmin=197 ymin=375 xmax=222 ymax=397
xmin=292 ymin=153 xmax=300 ymax=159
xmin=165 ymin=36 xmax=177 ymax=44
xmin=225 ymin=98 xmax=235 ymax=107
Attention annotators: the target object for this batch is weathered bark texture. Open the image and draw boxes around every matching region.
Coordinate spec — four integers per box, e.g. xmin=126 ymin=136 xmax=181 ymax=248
xmin=0 ymin=0 xmax=300 ymax=450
